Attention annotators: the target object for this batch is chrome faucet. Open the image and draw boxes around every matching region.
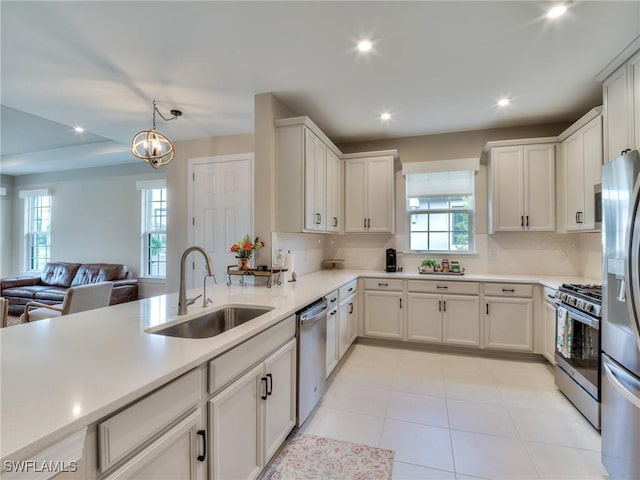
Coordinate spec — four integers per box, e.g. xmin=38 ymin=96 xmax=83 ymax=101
xmin=178 ymin=246 xmax=216 ymax=315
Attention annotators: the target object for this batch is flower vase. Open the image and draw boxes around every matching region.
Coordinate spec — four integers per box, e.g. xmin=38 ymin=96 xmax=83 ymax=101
xmin=238 ymin=258 xmax=251 ymax=270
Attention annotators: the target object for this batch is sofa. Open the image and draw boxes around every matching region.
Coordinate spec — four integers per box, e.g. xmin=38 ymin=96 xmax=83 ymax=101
xmin=1 ymin=262 xmax=138 ymax=316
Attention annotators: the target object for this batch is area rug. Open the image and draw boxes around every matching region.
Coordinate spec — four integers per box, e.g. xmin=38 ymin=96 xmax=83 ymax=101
xmin=262 ymin=434 xmax=394 ymax=480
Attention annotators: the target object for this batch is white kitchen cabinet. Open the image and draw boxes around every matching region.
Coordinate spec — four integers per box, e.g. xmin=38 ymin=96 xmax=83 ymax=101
xmin=326 ymin=148 xmax=342 ymax=232
xmin=364 ymin=290 xmax=404 ymax=339
xmin=488 ymin=143 xmax=556 ymax=233
xmin=603 ymin=49 xmax=640 ymax=162
xmin=103 ymin=410 xmax=204 ymax=480
xmin=326 ymin=304 xmax=339 ymax=378
xmin=209 ymin=339 xmax=296 ymax=480
xmin=344 ymin=152 xmax=396 ymax=233
xmin=275 ymin=117 xmax=341 ymax=233
xmin=304 ymin=128 xmax=326 ymax=231
xmin=561 ymin=112 xmax=603 ymax=231
xmin=407 ymin=293 xmax=480 ymax=346
xmin=338 ymin=293 xmax=357 ymax=358
xmin=484 ymin=297 xmax=533 ymax=352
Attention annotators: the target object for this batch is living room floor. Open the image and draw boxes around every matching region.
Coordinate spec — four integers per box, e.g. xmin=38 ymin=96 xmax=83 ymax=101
xmin=300 ymin=344 xmax=608 ymax=480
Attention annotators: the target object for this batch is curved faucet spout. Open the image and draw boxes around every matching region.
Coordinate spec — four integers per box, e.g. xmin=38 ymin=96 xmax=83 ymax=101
xmin=178 ymin=246 xmax=215 ymax=315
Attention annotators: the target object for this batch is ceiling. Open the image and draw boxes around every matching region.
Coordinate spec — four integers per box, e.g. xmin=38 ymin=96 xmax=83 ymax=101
xmin=1 ymin=1 xmax=639 ymax=176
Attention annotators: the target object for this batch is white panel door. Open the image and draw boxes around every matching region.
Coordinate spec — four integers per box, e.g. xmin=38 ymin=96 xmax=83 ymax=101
xmin=363 ymin=290 xmax=403 ymax=339
xmin=581 ymin=115 xmax=603 ymax=229
xmin=524 ymin=144 xmax=555 ymax=231
xmin=490 ymin=146 xmax=525 ymax=231
xmin=484 ymin=297 xmax=533 ymax=351
xmin=191 ymin=156 xmax=252 ymax=287
xmin=209 ymin=364 xmax=262 ymax=480
xmin=442 ymin=295 xmax=480 ymax=346
xmin=304 ymin=129 xmax=326 ymax=232
xmin=344 ymin=158 xmax=367 ymax=232
xmin=326 ymin=149 xmax=342 ymax=232
xmin=603 ymin=65 xmax=630 ymax=162
xmin=563 ymin=132 xmax=584 ymax=230
xmin=407 ymin=293 xmax=442 ymax=343
xmin=367 ymin=155 xmax=394 ymax=233
xmin=326 ymin=306 xmax=339 ymax=378
xmin=543 ymin=300 xmax=557 ymax=365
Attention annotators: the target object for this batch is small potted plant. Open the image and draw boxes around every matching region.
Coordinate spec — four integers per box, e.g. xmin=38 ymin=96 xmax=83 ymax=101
xmin=230 ymin=234 xmax=264 ymax=270
xmin=419 ymin=258 xmax=438 ymax=273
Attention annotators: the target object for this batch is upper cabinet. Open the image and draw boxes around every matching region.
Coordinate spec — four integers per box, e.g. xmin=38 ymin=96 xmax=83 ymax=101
xmin=559 ymin=108 xmax=603 ymax=232
xmin=275 ymin=117 xmax=341 ymax=233
xmin=602 ymin=48 xmax=640 ymax=162
xmin=487 ymin=140 xmax=556 ymax=233
xmin=343 ymin=152 xmax=397 ymax=233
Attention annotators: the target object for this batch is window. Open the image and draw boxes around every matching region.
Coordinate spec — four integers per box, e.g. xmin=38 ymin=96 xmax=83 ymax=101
xmin=141 ymin=186 xmax=167 ymax=277
xmin=406 ymin=169 xmax=475 ymax=253
xmin=20 ymin=189 xmax=52 ymax=271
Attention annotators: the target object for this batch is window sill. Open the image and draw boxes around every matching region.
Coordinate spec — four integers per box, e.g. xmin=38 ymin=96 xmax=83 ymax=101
xmin=401 ymin=250 xmax=478 ymax=257
xmin=138 ymin=277 xmax=166 ymax=284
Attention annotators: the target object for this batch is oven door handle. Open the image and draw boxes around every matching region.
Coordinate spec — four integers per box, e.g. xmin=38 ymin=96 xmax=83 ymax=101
xmin=602 ymin=355 xmax=640 ymax=409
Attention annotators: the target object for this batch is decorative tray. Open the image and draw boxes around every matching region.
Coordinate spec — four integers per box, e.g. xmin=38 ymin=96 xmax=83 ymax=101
xmin=418 ymin=270 xmax=465 ymax=276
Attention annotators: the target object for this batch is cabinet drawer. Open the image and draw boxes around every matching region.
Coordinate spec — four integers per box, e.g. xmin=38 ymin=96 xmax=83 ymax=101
xmin=98 ymin=368 xmax=202 ymax=472
xmin=363 ymin=278 xmax=404 ymax=291
xmin=326 ymin=289 xmax=338 ymax=307
xmin=484 ymin=283 xmax=533 ymax=298
xmin=209 ymin=315 xmax=295 ymax=394
xmin=408 ymin=280 xmax=479 ymax=295
xmin=338 ymin=280 xmax=358 ymax=301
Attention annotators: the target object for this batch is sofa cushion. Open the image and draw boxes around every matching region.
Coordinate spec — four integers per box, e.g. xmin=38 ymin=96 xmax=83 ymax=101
xmin=71 ymin=264 xmax=129 ymax=286
xmin=41 ymin=263 xmax=81 ymax=288
xmin=34 ymin=287 xmax=67 ymax=302
xmin=2 ymin=285 xmax=42 ymax=299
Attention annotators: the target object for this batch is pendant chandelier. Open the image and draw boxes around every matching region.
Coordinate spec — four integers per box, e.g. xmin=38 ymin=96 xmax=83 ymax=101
xmin=131 ymin=100 xmax=182 ymax=169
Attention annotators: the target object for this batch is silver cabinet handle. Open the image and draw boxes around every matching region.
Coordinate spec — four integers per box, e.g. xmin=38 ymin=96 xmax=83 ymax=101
xmin=333 ymin=217 xmax=338 ymax=227
xmin=367 ymin=218 xmax=371 ymax=228
xmin=349 ymin=302 xmax=354 ymax=314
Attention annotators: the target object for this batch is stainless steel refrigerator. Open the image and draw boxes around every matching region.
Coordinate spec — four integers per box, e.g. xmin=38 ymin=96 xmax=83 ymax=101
xmin=602 ymin=149 xmax=640 ymax=480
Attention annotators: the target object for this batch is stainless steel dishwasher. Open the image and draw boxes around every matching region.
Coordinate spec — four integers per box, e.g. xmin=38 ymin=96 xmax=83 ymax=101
xmin=296 ymin=298 xmax=328 ymax=426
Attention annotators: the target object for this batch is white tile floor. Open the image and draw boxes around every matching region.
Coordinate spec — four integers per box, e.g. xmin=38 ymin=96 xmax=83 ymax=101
xmin=301 ymin=344 xmax=609 ymax=480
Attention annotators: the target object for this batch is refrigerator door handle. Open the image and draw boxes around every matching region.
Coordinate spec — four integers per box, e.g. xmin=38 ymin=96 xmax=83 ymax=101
xmin=603 ymin=356 xmax=640 ymax=409
xmin=625 ymin=170 xmax=640 ymax=352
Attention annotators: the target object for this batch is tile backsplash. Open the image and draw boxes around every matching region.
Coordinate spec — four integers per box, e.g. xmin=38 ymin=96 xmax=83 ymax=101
xmin=273 ymin=231 xmax=602 ymax=281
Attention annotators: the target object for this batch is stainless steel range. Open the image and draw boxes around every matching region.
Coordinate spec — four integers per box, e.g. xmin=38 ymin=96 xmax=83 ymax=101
xmin=554 ymin=283 xmax=602 ymax=429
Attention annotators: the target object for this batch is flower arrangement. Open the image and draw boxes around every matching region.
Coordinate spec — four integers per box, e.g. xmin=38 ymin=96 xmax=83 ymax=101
xmin=230 ymin=234 xmax=263 ymax=260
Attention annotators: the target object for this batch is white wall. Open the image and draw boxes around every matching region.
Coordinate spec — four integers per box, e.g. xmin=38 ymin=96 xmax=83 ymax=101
xmin=9 ymin=163 xmax=163 ymax=294
xmin=0 ymin=174 xmax=15 ymax=277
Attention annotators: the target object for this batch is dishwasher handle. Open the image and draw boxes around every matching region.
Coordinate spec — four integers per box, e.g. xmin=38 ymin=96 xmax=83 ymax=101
xmin=299 ymin=303 xmax=328 ymax=325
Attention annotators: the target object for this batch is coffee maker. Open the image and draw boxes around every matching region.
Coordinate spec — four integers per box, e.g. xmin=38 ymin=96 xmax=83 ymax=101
xmin=386 ymin=248 xmax=397 ymax=272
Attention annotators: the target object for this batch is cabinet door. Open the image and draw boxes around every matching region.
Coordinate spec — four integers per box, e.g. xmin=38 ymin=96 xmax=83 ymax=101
xmin=103 ymin=410 xmax=204 ymax=480
xmin=484 ymin=297 xmax=533 ymax=351
xmin=367 ymin=155 xmax=395 ymax=233
xmin=326 ymin=149 xmax=342 ymax=233
xmin=442 ymin=295 xmax=480 ymax=346
xmin=304 ymin=129 xmax=326 ymax=231
xmin=581 ymin=115 xmax=603 ymax=229
xmin=524 ymin=144 xmax=555 ymax=231
xmin=490 ymin=146 xmax=525 ymax=232
xmin=326 ymin=307 xmax=339 ymax=378
xmin=364 ymin=290 xmax=403 ymax=339
xmin=603 ymin=65 xmax=630 ymax=162
xmin=338 ymin=295 xmax=357 ymax=359
xmin=407 ymin=293 xmax=442 ymax=343
xmin=264 ymin=339 xmax=296 ymax=463
xmin=344 ymin=158 xmax=368 ymax=232
xmin=209 ymin=364 xmax=263 ymax=480
xmin=631 ymin=51 xmax=640 ymax=152
xmin=563 ymin=131 xmax=585 ymax=230
xmin=543 ymin=301 xmax=557 ymax=365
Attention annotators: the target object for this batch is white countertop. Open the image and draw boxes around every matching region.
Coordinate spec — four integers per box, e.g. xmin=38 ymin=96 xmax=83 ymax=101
xmin=0 ymin=269 xmax=595 ymax=462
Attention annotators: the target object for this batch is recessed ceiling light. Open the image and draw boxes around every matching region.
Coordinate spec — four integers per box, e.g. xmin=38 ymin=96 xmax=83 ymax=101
xmin=74 ymin=126 xmax=84 ymax=133
xmin=357 ymin=39 xmax=372 ymax=52
xmin=547 ymin=4 xmax=567 ymax=18
xmin=380 ymin=112 xmax=391 ymax=120
xmin=497 ymin=98 xmax=511 ymax=107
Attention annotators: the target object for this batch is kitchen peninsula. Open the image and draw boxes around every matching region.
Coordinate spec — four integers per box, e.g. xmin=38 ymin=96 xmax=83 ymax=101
xmin=1 ymin=269 xmax=597 ymax=478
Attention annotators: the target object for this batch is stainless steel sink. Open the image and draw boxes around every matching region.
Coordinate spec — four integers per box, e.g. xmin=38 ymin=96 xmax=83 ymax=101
xmin=148 ymin=305 xmax=274 ymax=339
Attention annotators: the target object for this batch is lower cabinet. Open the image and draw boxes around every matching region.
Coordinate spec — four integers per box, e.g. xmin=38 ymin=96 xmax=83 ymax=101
xmin=209 ymin=339 xmax=296 ymax=480
xmin=484 ymin=297 xmax=533 ymax=351
xmin=407 ymin=293 xmax=480 ymax=346
xmin=103 ymin=410 xmax=204 ymax=480
xmin=543 ymin=290 xmax=557 ymax=364
xmin=363 ymin=290 xmax=403 ymax=339
xmin=326 ymin=303 xmax=339 ymax=378
xmin=338 ymin=293 xmax=357 ymax=358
